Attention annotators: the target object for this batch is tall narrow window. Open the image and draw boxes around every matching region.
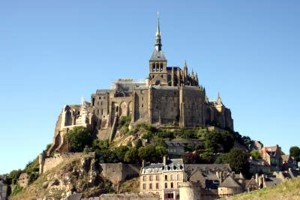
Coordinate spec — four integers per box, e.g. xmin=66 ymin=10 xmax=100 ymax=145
xmin=165 ymin=175 xmax=168 ymax=181
xmin=171 ymin=182 xmax=174 ymax=188
xmin=156 ymin=183 xmax=159 ymax=189
xmin=165 ymin=183 xmax=168 ymax=188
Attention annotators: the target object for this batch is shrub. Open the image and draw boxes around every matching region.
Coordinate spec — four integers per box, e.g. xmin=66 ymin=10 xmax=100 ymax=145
xmin=66 ymin=127 xmax=94 ymax=152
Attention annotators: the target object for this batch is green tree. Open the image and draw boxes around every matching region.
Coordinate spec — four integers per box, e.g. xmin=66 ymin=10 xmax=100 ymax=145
xmin=225 ymin=148 xmax=250 ymax=177
xmin=7 ymin=169 xmax=22 ymax=185
xmin=93 ymin=139 xmax=109 ymax=150
xmin=200 ymin=150 xmax=215 ymax=163
xmin=115 ymin=146 xmax=129 ymax=162
xmin=215 ymin=153 xmax=228 ymax=164
xmin=242 ymin=136 xmax=252 ymax=148
xmin=183 ymin=152 xmax=201 ymax=164
xmin=250 ymin=150 xmax=261 ymax=159
xmin=205 ymin=131 xmax=234 ymax=153
xmin=135 ymin=139 xmax=143 ymax=149
xmin=95 ymin=149 xmax=118 ymax=163
xmin=66 ymin=127 xmax=94 ymax=152
xmin=290 ymin=146 xmax=300 ymax=161
xmin=155 ymin=145 xmax=167 ymax=158
xmin=124 ymin=148 xmax=138 ymax=163
xmin=138 ymin=145 xmax=156 ymax=161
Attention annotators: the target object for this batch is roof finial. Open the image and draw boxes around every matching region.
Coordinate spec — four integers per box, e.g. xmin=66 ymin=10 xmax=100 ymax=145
xmin=155 ymin=11 xmax=162 ymax=51
xmin=217 ymin=92 xmax=222 ymax=104
xmin=156 ymin=11 xmax=160 ymax=35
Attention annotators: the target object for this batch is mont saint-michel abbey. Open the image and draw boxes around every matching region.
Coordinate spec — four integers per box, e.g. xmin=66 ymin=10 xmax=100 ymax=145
xmin=48 ymin=19 xmax=233 ymax=155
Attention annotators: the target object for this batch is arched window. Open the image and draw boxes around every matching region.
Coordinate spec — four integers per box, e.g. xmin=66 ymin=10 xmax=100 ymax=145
xmin=160 ymin=63 xmax=163 ymax=71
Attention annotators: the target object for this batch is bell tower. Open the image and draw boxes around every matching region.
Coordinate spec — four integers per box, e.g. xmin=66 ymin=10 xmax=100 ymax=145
xmin=149 ymin=14 xmax=168 ymax=86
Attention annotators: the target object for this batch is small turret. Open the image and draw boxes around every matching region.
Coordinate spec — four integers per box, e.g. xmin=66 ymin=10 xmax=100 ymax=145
xmin=217 ymin=92 xmax=223 ymax=105
xmin=184 ymin=60 xmax=188 ymax=77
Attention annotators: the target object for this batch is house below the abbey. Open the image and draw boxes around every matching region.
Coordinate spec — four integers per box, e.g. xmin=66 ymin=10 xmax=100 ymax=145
xmin=47 ymin=18 xmax=233 ymax=155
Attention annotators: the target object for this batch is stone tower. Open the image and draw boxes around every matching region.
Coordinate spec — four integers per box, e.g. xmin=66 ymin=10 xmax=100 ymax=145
xmin=149 ymin=15 xmax=168 ymax=86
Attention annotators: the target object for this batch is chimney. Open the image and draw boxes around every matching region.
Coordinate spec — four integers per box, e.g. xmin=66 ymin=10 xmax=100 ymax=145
xmin=163 ymin=156 xmax=167 ymax=165
xmin=255 ymin=173 xmax=259 ymax=183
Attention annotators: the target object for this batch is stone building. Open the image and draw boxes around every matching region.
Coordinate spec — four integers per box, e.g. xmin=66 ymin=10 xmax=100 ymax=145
xmin=261 ymin=145 xmax=283 ymax=171
xmin=48 ymin=17 xmax=234 ymax=155
xmin=217 ymin=176 xmax=243 ymax=198
xmin=140 ymin=157 xmax=186 ymax=200
xmin=0 ymin=180 xmax=7 ymax=200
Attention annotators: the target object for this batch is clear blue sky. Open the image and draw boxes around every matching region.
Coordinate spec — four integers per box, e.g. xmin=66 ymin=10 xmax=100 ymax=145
xmin=1 ymin=0 xmax=299 ymax=174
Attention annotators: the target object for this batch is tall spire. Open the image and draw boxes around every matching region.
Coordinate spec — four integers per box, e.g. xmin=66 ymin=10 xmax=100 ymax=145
xmin=155 ymin=11 xmax=162 ymax=51
xmin=217 ymin=92 xmax=222 ymax=104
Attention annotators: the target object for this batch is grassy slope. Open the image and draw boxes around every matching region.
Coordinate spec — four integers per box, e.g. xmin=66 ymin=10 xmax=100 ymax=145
xmin=225 ymin=177 xmax=300 ymax=200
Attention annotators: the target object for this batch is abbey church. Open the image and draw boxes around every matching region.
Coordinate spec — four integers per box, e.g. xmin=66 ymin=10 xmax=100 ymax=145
xmin=48 ymin=18 xmax=234 ymax=155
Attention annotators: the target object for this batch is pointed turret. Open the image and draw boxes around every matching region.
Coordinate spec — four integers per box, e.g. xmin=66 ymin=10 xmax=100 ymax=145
xmin=217 ymin=92 xmax=223 ymax=105
xmin=195 ymin=72 xmax=199 ymax=85
xmin=150 ymin=13 xmax=166 ymax=61
xmin=184 ymin=60 xmax=188 ymax=77
xmin=155 ymin=13 xmax=162 ymax=51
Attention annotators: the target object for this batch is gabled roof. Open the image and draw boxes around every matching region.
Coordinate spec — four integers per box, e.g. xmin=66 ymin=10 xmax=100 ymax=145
xmin=150 ymin=49 xmax=167 ymax=61
xmin=219 ymin=176 xmax=242 ymax=188
xmin=185 ymin=164 xmax=231 ymax=175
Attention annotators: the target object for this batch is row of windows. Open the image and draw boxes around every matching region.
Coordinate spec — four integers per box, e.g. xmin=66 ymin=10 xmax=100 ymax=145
xmin=96 ymin=101 xmax=103 ymax=106
xmin=96 ymin=109 xmax=104 ymax=115
xmin=143 ymin=183 xmax=159 ymax=190
xmin=143 ymin=175 xmax=159 ymax=181
xmin=142 ymin=182 xmax=179 ymax=190
xmin=152 ymin=63 xmax=164 ymax=71
xmin=142 ymin=174 xmax=181 ymax=182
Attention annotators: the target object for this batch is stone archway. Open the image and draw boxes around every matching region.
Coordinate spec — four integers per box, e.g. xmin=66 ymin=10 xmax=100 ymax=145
xmin=120 ymin=102 xmax=127 ymax=117
xmin=128 ymin=101 xmax=133 ymax=116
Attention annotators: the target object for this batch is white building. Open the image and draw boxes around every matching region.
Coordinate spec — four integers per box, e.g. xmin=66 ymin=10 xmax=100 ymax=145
xmin=140 ymin=157 xmax=186 ymax=200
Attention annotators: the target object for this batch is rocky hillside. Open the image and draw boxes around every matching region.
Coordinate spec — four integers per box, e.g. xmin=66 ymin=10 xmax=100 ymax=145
xmin=10 ymin=153 xmax=113 ymax=200
xmin=225 ymin=177 xmax=300 ymax=200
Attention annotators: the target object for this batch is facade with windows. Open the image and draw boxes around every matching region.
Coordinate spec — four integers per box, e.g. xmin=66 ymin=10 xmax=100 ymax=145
xmin=140 ymin=158 xmax=186 ymax=200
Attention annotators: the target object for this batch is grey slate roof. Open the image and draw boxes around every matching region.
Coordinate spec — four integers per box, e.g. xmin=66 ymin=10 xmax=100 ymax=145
xmin=142 ymin=158 xmax=184 ymax=174
xmin=150 ymin=49 xmax=166 ymax=61
xmin=185 ymin=164 xmax=232 ymax=174
xmin=219 ymin=176 xmax=242 ymax=188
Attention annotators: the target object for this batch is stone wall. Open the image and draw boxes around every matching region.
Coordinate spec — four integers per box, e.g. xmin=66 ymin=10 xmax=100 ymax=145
xmin=100 ymin=163 xmax=140 ymax=183
xmin=134 ymin=88 xmax=149 ymax=122
xmin=151 ymin=87 xmax=179 ymax=124
xmin=180 ymin=86 xmax=205 ymax=127
xmin=99 ymin=193 xmax=159 ymax=200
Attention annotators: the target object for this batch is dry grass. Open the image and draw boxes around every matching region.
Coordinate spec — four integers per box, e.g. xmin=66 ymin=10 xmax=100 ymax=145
xmin=119 ymin=177 xmax=140 ymax=193
xmin=224 ymin=177 xmax=300 ymax=200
